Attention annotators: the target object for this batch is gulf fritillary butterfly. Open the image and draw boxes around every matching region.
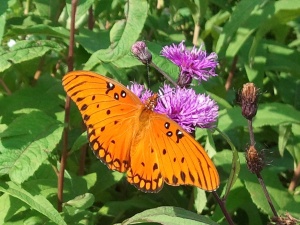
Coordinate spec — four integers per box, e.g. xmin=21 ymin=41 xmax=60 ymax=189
xmin=63 ymin=71 xmax=219 ymax=193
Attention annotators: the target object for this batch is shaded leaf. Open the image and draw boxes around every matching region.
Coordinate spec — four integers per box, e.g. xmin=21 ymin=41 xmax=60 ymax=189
xmin=122 ymin=206 xmax=218 ymax=225
xmin=0 ymin=181 xmax=66 ymax=225
xmin=0 ymin=111 xmax=63 ymax=183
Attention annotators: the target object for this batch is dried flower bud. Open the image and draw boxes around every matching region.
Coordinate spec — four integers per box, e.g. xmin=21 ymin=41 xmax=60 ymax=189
xmin=269 ymin=213 xmax=299 ymax=225
xmin=246 ymin=145 xmax=264 ymax=174
xmin=240 ymin=83 xmax=259 ymax=120
xmin=131 ymin=41 xmax=152 ymax=64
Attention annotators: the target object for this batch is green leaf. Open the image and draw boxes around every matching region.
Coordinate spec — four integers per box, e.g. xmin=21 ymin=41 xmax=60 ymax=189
xmin=0 ymin=111 xmax=63 ymax=183
xmin=33 ymin=0 xmax=63 ymax=21
xmin=216 ymin=0 xmax=262 ymax=57
xmin=0 ymin=40 xmax=63 ymax=73
xmin=147 ymin=41 xmax=179 ymax=81
xmin=278 ymin=125 xmax=292 ymax=156
xmin=69 ymin=132 xmax=88 ymax=155
xmin=84 ymin=0 xmax=148 ymax=69
xmin=216 ymin=129 xmax=240 ymax=200
xmin=65 ymin=0 xmax=94 ymax=29
xmin=99 ymin=196 xmax=159 ymax=218
xmin=0 ymin=75 xmax=63 ymax=117
xmin=193 ymin=188 xmax=207 ymax=214
xmin=0 ymin=0 xmax=7 ymax=43
xmin=265 ymin=41 xmax=300 ymax=77
xmin=7 ymin=24 xmax=70 ymax=39
xmin=64 ymin=193 xmax=95 ymax=210
xmin=244 ymin=169 xmax=300 ymax=218
xmin=0 ymin=181 xmax=66 ymax=225
xmin=287 ymin=124 xmax=300 ymax=163
xmin=122 ymin=206 xmax=218 ymax=225
xmin=249 ymin=0 xmax=300 ymax=61
xmin=76 ymin=28 xmax=110 ymax=54
xmin=0 ymin=193 xmax=27 ymax=223
xmin=218 ymin=103 xmax=300 ymax=131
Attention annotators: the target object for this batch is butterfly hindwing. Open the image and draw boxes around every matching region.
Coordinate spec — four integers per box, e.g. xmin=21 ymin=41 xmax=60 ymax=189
xmin=63 ymin=71 xmax=142 ymax=172
xmin=126 ymin=111 xmax=219 ymax=193
xmin=148 ymin=114 xmax=219 ymax=191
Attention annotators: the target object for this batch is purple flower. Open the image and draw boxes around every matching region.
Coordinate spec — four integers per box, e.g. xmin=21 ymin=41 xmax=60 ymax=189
xmin=128 ymin=82 xmax=153 ymax=103
xmin=128 ymin=82 xmax=218 ymax=133
xmin=156 ymin=84 xmax=218 ymax=132
xmin=161 ymin=41 xmax=218 ymax=87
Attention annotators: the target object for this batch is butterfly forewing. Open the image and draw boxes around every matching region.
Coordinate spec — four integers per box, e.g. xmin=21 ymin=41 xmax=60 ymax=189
xmin=63 ymin=71 xmax=142 ymax=172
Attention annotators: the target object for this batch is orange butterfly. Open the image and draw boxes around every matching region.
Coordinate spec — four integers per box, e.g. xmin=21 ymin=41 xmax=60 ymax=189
xmin=63 ymin=71 xmax=219 ymax=193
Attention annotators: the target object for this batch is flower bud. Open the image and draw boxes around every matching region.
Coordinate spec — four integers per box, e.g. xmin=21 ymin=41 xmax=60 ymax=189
xmin=240 ymin=83 xmax=259 ymax=120
xmin=246 ymin=145 xmax=264 ymax=174
xmin=131 ymin=41 xmax=152 ymax=64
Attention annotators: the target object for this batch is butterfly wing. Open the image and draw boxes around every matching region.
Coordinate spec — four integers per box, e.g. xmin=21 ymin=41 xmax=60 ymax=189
xmin=127 ymin=112 xmax=219 ymax=192
xmin=62 ymin=71 xmax=142 ymax=172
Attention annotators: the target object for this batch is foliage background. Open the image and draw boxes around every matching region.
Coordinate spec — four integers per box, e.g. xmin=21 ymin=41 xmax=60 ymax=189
xmin=0 ymin=0 xmax=300 ymax=224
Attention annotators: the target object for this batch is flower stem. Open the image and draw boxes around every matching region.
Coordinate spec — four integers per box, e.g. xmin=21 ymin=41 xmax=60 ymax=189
xmin=212 ymin=191 xmax=235 ymax=225
xmin=248 ymin=119 xmax=255 ymax=146
xmin=150 ymin=62 xmax=178 ymax=87
xmin=256 ymin=173 xmax=278 ymax=217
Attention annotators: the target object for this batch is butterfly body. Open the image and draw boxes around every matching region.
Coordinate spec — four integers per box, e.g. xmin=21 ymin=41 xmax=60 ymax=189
xmin=63 ymin=71 xmax=219 ymax=193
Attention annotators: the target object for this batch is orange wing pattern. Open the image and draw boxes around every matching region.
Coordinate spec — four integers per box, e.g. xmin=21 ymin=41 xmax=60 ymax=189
xmin=63 ymin=71 xmax=219 ymax=193
xmin=127 ymin=111 xmax=219 ymax=192
xmin=63 ymin=71 xmax=142 ymax=172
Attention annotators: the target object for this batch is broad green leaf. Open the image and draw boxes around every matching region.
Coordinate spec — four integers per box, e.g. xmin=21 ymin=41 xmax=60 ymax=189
xmin=249 ymin=0 xmax=300 ymax=61
xmin=121 ymin=206 xmax=218 ymax=225
xmin=265 ymin=41 xmax=300 ymax=77
xmin=84 ymin=0 xmax=148 ymax=69
xmin=99 ymin=196 xmax=159 ymax=218
xmin=0 ymin=75 xmax=64 ymax=124
xmin=65 ymin=0 xmax=94 ymax=29
xmin=147 ymin=41 xmax=179 ymax=81
xmin=33 ymin=0 xmax=63 ymax=21
xmin=193 ymin=188 xmax=207 ymax=214
xmin=243 ymin=39 xmax=266 ymax=87
xmin=218 ymin=103 xmax=300 ymax=131
xmin=76 ymin=28 xmax=110 ymax=54
xmin=0 ymin=40 xmax=63 ymax=73
xmin=0 ymin=0 xmax=7 ymax=43
xmin=7 ymin=24 xmax=70 ymax=39
xmin=0 ymin=111 xmax=63 ymax=183
xmin=64 ymin=193 xmax=94 ymax=210
xmin=244 ymin=169 xmax=300 ymax=218
xmin=216 ymin=0 xmax=262 ymax=57
xmin=0 ymin=193 xmax=27 ymax=224
xmin=0 ymin=181 xmax=66 ymax=225
xmin=69 ymin=132 xmax=88 ymax=155
xmin=89 ymin=162 xmax=124 ymax=194
xmin=286 ymin=124 xmax=300 ymax=164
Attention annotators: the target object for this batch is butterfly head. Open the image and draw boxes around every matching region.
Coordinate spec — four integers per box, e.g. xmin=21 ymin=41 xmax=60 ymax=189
xmin=145 ymin=93 xmax=158 ymax=111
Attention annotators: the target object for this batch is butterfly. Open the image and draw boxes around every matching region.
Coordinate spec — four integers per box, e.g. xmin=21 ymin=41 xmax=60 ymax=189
xmin=62 ymin=71 xmax=219 ymax=193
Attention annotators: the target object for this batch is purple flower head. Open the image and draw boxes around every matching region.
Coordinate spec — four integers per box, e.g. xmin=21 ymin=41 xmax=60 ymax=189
xmin=127 ymin=82 xmax=153 ymax=103
xmin=161 ymin=41 xmax=218 ymax=87
xmin=131 ymin=41 xmax=152 ymax=64
xmin=156 ymin=84 xmax=218 ymax=132
xmin=128 ymin=82 xmax=218 ymax=134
